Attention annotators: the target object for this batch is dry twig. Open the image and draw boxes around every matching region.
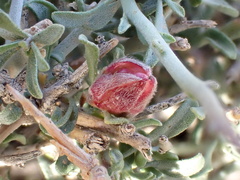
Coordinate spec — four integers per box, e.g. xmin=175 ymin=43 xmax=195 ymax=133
xmin=76 ymin=111 xmax=152 ymax=160
xmin=6 ymin=85 xmax=109 ymax=180
xmin=0 ymin=150 xmax=41 ymax=166
xmin=169 ymin=19 xmax=217 ymax=34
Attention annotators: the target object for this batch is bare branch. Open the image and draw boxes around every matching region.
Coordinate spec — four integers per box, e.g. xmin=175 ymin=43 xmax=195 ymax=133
xmin=169 ymin=19 xmax=217 ymax=34
xmin=0 ymin=150 xmax=41 ymax=167
xmin=6 ymin=85 xmax=106 ymax=180
xmin=135 ymin=93 xmax=187 ymax=119
xmin=69 ymin=127 xmax=110 ymax=154
xmin=76 ymin=111 xmax=152 ymax=160
xmin=135 ymin=80 xmax=219 ymax=119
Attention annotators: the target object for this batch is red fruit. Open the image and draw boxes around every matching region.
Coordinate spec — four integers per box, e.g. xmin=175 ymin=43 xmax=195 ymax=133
xmin=88 ymin=57 xmax=157 ymax=117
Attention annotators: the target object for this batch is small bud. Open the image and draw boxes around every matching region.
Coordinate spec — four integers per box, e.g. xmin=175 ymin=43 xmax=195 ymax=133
xmin=88 ymin=57 xmax=157 ymax=117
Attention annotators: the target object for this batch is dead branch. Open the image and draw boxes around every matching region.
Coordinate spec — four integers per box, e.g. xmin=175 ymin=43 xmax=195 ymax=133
xmin=135 ymin=93 xmax=187 ymax=119
xmin=169 ymin=19 xmax=217 ymax=34
xmin=0 ymin=150 xmax=41 ymax=166
xmin=6 ymin=85 xmax=108 ymax=180
xmin=76 ymin=111 xmax=152 ymax=160
xmin=69 ymin=126 xmax=110 ymax=154
xmin=135 ymin=80 xmax=219 ymax=119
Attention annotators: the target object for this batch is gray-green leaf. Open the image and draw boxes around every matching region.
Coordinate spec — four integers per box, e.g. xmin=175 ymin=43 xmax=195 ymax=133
xmin=148 ymin=99 xmax=198 ymax=141
xmin=204 ymin=28 xmax=237 ymax=59
xmin=55 ymin=155 xmax=75 ymax=175
xmin=31 ymin=42 xmax=49 ymax=72
xmin=190 ymin=107 xmax=206 ymax=120
xmin=25 ymin=0 xmax=58 ymax=20
xmin=118 ymin=13 xmax=131 ymax=34
xmin=3 ymin=133 xmax=26 ymax=145
xmin=0 ymin=41 xmax=20 ymax=54
xmin=164 ymin=0 xmax=185 ymax=17
xmin=133 ymin=118 xmax=162 ymax=129
xmin=0 ymin=104 xmax=23 ymax=125
xmin=202 ymin=0 xmax=239 ymax=17
xmin=26 ymin=49 xmax=43 ymax=99
xmin=147 ymin=153 xmax=205 ymax=177
xmin=191 ymin=141 xmax=217 ymax=177
xmin=0 ymin=45 xmax=20 ymax=69
xmin=189 ymin=0 xmax=202 ymax=7
xmin=160 ymin=32 xmax=176 ymax=44
xmin=52 ymin=0 xmax=120 ymax=30
xmin=0 ymin=9 xmax=28 ymax=39
xmin=31 ymin=24 xmax=65 ymax=46
xmin=79 ymin=34 xmax=99 ymax=84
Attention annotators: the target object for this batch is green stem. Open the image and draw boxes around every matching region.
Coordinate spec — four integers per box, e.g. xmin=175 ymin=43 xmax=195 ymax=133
xmin=120 ymin=0 xmax=240 ymax=149
xmin=8 ymin=0 xmax=24 ymax=27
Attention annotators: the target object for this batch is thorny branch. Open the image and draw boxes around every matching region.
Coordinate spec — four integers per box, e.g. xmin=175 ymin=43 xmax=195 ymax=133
xmin=169 ymin=19 xmax=217 ymax=34
xmin=41 ymin=37 xmax=119 ymax=113
xmin=6 ymin=85 xmax=109 ymax=180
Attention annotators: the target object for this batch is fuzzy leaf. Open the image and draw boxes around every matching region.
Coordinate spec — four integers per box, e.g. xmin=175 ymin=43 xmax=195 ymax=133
xmin=76 ymin=0 xmax=86 ymax=11
xmin=135 ymin=151 xmax=148 ymax=167
xmin=108 ymin=149 xmax=124 ymax=174
xmin=191 ymin=141 xmax=217 ymax=177
xmin=0 ymin=41 xmax=19 ymax=54
xmin=148 ymin=99 xmax=198 ymax=140
xmin=31 ymin=42 xmax=50 ymax=72
xmin=55 ymin=155 xmax=75 ymax=175
xmin=164 ymin=0 xmax=185 ymax=17
xmin=221 ymin=19 xmax=240 ymax=40
xmin=31 ymin=24 xmax=65 ymax=46
xmin=52 ymin=0 xmax=120 ymax=30
xmin=26 ymin=49 xmax=43 ymax=99
xmin=189 ymin=0 xmax=202 ymax=7
xmin=202 ymin=0 xmax=239 ymax=17
xmin=152 ymin=151 xmax=179 ymax=161
xmin=128 ymin=170 xmax=156 ymax=180
xmin=133 ymin=118 xmax=162 ymax=129
xmin=190 ymin=107 xmax=205 ymax=120
xmin=144 ymin=48 xmax=158 ymax=68
xmin=53 ymin=99 xmax=76 ymax=128
xmin=160 ymin=32 xmax=176 ymax=44
xmin=78 ymin=34 xmax=99 ymax=84
xmin=140 ymin=0 xmax=158 ymax=16
xmin=59 ymin=100 xmax=78 ymax=134
xmin=118 ymin=13 xmax=131 ymax=34
xmin=147 ymin=153 xmax=205 ymax=177
xmin=0 ymin=46 xmax=19 ymax=69
xmin=204 ymin=29 xmax=237 ymax=59
xmin=3 ymin=133 xmax=26 ymax=145
xmin=0 ymin=103 xmax=23 ymax=125
xmin=0 ymin=9 xmax=28 ymax=39
xmin=25 ymin=0 xmax=58 ymax=20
